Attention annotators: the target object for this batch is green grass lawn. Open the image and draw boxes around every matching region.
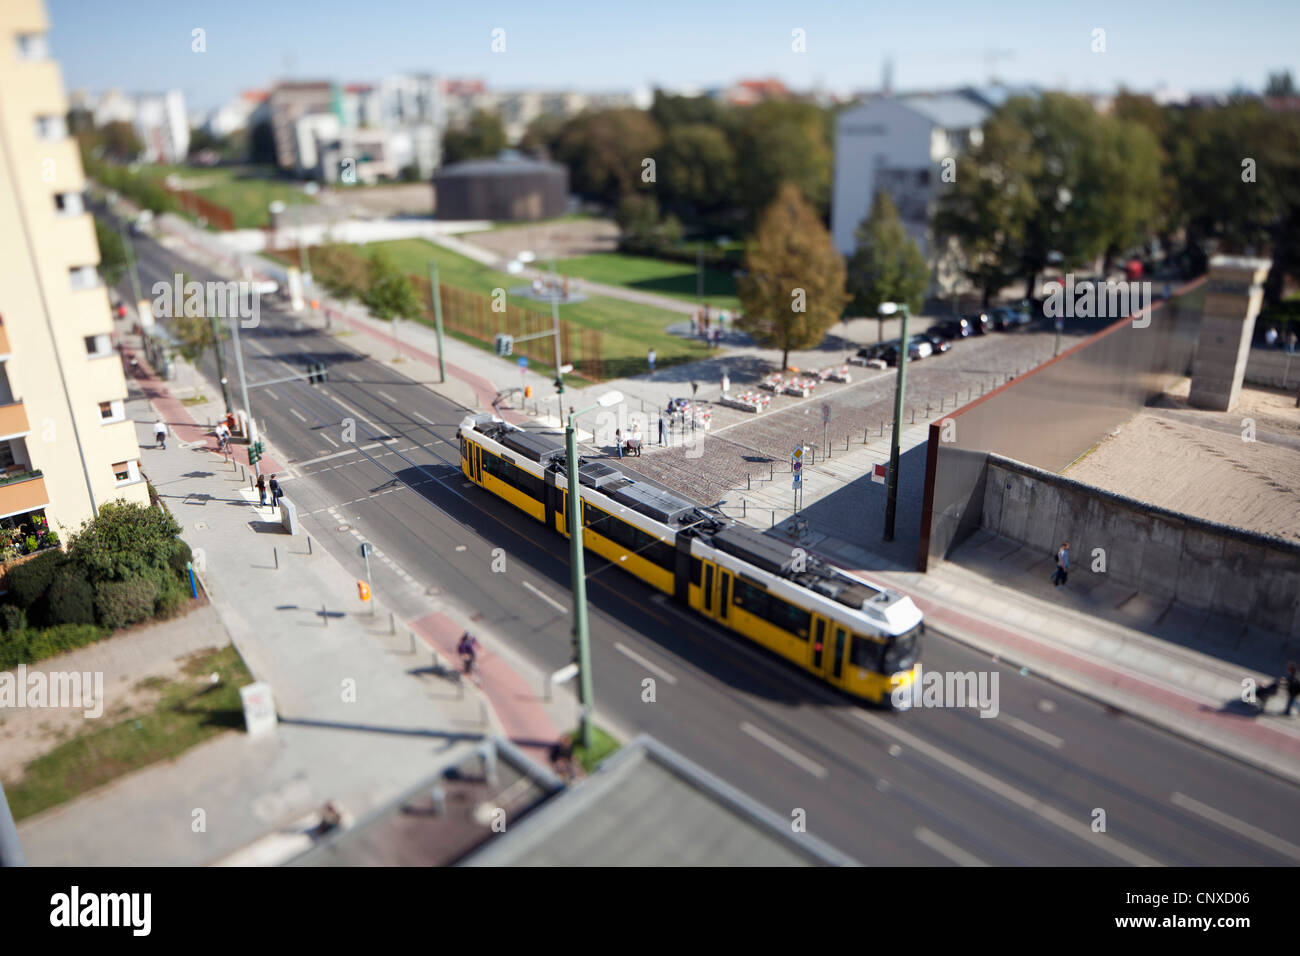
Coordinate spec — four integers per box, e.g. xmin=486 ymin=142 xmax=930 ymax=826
xmin=5 ymin=644 xmax=253 ymax=821
xmin=343 ymin=239 xmax=716 ymax=379
xmin=557 ymin=252 xmax=742 ymax=312
xmin=570 ymin=724 xmax=620 ymax=775
xmin=135 ymin=164 xmax=318 ymax=229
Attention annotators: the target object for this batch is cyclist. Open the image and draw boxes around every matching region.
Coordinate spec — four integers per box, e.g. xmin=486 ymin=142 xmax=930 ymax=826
xmin=457 ymin=631 xmax=480 ymax=675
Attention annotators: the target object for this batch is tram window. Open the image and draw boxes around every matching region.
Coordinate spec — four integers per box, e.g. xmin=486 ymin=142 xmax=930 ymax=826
xmin=690 ymin=558 xmax=702 ymax=586
xmin=460 ymin=436 xmax=467 ymax=460
xmin=732 ymin=579 xmax=811 ymax=639
xmin=582 ymin=503 xmax=673 ymax=569
xmin=850 ymin=633 xmax=884 ymax=669
xmin=481 ymin=449 xmax=543 ymax=499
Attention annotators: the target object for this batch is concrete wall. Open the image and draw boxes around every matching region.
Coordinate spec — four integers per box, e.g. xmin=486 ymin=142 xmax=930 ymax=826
xmin=1245 ymin=347 xmax=1300 ymax=389
xmin=983 ymin=455 xmax=1300 ymax=636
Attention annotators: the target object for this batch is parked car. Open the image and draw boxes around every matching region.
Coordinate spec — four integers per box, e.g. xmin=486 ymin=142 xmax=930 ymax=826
xmin=962 ymin=312 xmax=993 ymax=334
xmin=931 ymin=318 xmax=975 ymax=340
xmin=922 ymin=333 xmax=952 ymax=354
xmin=906 ymin=335 xmax=933 ymax=359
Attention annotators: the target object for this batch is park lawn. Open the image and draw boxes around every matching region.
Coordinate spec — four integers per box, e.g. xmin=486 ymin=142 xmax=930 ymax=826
xmin=346 ymin=239 xmax=716 ymax=379
xmin=570 ymin=724 xmax=620 ymax=775
xmin=4 ymin=644 xmax=253 ymax=821
xmin=135 ymin=164 xmax=318 ymax=229
xmin=557 ymin=251 xmax=742 ymax=313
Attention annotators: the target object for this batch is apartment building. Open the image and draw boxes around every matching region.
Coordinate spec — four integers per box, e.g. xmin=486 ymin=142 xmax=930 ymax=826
xmin=268 ymin=81 xmax=337 ymax=171
xmin=0 ymin=0 xmax=148 ymax=543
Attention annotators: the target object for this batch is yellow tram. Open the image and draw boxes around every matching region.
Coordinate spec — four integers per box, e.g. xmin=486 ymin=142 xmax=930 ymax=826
xmin=459 ymin=414 xmax=922 ymax=704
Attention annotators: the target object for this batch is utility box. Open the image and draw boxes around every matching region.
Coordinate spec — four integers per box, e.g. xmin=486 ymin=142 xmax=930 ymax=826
xmin=279 ymin=497 xmax=299 ymax=535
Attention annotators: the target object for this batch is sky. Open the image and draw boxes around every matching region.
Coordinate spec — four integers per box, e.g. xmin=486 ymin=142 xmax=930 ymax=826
xmin=47 ymin=0 xmax=1300 ymax=113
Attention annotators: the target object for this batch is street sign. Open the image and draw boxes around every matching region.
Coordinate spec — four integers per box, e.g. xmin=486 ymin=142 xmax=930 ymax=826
xmin=518 ymin=356 xmax=528 ymax=369
xmin=872 ymin=463 xmax=887 ymax=484
xmin=821 ymin=402 xmax=832 ymax=424
xmin=792 ymin=445 xmax=803 ymax=486
xmin=359 ymin=542 xmax=373 ymax=558
xmin=559 ymin=364 xmax=574 ymax=375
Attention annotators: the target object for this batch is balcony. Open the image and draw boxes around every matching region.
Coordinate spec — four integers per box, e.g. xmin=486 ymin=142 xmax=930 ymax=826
xmin=0 ymin=402 xmax=31 ymax=440
xmin=0 ymin=471 xmax=48 ymax=521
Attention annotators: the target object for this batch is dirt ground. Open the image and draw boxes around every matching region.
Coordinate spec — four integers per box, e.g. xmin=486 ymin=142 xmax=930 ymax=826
xmin=460 ymin=218 xmax=620 ymax=260
xmin=1064 ymin=382 xmax=1300 ymax=541
xmin=320 ymin=183 xmax=435 ymax=218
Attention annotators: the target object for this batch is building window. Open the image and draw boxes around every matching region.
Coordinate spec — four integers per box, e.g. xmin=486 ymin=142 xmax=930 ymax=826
xmin=85 ymin=334 xmax=112 ymax=358
xmin=69 ymin=266 xmax=100 ymax=290
xmin=98 ymin=399 xmax=124 ymax=423
xmin=15 ymin=34 xmax=50 ymax=60
xmin=35 ymin=114 xmax=67 ymax=141
xmin=55 ymin=192 xmax=85 ymax=216
xmin=112 ymin=460 xmax=140 ymax=484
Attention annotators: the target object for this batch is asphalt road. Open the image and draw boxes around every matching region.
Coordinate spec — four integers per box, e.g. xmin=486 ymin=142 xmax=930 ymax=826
xmin=118 ymin=218 xmax=1300 ymax=866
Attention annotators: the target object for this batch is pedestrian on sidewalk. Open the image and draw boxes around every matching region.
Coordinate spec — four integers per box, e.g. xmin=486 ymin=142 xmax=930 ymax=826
xmin=153 ymin=417 xmax=168 ymax=450
xmin=647 ymin=348 xmax=656 ymax=374
xmin=615 ymin=428 xmax=624 ymax=459
xmin=1289 ymin=330 xmax=1298 ymax=355
xmin=1285 ymin=662 xmax=1300 ymax=716
xmin=721 ymin=371 xmax=730 ymax=396
xmin=256 ymin=473 xmax=268 ymax=507
xmin=658 ymin=412 xmax=667 ymax=446
xmin=1265 ymin=326 xmax=1279 ymax=348
xmin=1051 ymin=541 xmax=1070 ymax=587
xmin=629 ymin=422 xmax=642 ymax=456
xmin=269 ymin=474 xmax=282 ymax=506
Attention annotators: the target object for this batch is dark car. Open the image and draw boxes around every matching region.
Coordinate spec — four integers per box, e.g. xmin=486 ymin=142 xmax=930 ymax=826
xmin=990 ymin=306 xmax=1031 ymax=330
xmin=962 ymin=312 xmax=993 ymax=334
xmin=931 ymin=318 xmax=974 ymax=340
xmin=855 ymin=341 xmax=902 ymax=366
xmin=923 ymin=333 xmax=952 ymax=354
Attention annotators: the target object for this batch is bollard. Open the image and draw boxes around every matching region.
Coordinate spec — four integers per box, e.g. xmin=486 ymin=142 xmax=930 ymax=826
xmin=273 ymin=546 xmax=279 ymax=569
xmin=430 ymin=784 xmax=447 ymax=816
xmin=322 ymin=603 xmax=328 ymax=627
xmin=770 ymin=511 xmax=775 ymax=528
xmin=742 ymin=499 xmax=747 ymax=518
xmin=389 ymin=611 xmax=396 ymax=635
xmin=307 ymin=535 xmax=313 ymax=555
xmin=409 ymin=631 xmax=416 ymax=655
xmin=746 ymin=473 xmax=751 ymax=490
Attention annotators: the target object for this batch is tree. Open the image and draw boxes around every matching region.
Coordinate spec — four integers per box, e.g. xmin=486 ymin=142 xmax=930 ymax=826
xmin=736 ymin=183 xmax=849 ymax=371
xmin=68 ymin=501 xmax=183 ymax=585
xmin=248 ymin=119 xmax=276 ymax=165
xmin=519 ymin=112 xmax=565 ymax=157
xmin=731 ymin=101 xmax=833 ymax=224
xmin=362 ymin=250 xmax=421 ymax=359
xmin=656 ymin=123 xmax=736 ymax=218
xmin=172 ymin=312 xmax=218 ymax=365
xmin=94 ymin=217 xmax=128 ymax=287
xmin=1265 ymin=70 xmax=1296 ymax=98
xmin=552 ymin=108 xmax=664 ymax=207
xmin=1081 ymin=115 xmax=1163 ymax=275
xmin=311 ymin=243 xmax=369 ymax=303
xmin=441 ymin=110 xmax=507 ymax=165
xmin=848 ymin=192 xmax=929 ymax=339
xmin=98 ymin=121 xmax=142 ymax=163
xmin=649 ymin=89 xmax=725 ymax=131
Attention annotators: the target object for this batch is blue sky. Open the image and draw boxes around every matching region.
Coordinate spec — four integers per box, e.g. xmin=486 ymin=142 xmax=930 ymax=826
xmin=48 ymin=0 xmax=1300 ymax=111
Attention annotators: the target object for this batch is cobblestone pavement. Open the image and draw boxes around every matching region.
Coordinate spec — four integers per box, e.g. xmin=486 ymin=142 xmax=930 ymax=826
xmin=624 ymin=327 xmax=1061 ymax=507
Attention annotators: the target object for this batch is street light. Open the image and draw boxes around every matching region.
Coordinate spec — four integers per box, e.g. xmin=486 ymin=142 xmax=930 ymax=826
xmin=566 ymin=389 xmax=624 ymax=751
xmin=879 ymin=301 xmax=910 ymax=542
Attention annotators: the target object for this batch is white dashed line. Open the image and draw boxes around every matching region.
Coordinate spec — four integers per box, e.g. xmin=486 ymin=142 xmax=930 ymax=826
xmin=614 ymin=642 xmax=678 ymax=685
xmin=321 ymin=433 xmax=339 ymax=448
xmin=521 ymin=580 xmax=568 ymax=614
xmin=289 ymin=407 xmax=307 ymax=423
xmin=264 ymin=388 xmax=279 ymax=400
xmin=377 ymin=390 xmax=397 ymax=403
xmin=739 ymin=722 xmax=827 ymax=779
xmin=1171 ymin=793 xmax=1300 ymax=862
xmin=414 ymin=411 xmax=435 ymax=424
xmin=1002 ymin=714 xmax=1064 ymax=749
xmin=915 ymin=828 xmax=989 ymax=867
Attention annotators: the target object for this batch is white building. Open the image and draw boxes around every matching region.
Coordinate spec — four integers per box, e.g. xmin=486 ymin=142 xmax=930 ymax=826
xmin=132 ymin=90 xmax=189 ymax=163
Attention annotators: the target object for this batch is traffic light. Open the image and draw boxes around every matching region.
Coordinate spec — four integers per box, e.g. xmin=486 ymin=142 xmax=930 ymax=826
xmin=554 ymin=377 xmax=564 ymax=395
xmin=248 ymin=440 xmax=264 ymax=466
xmin=306 ymin=361 xmax=328 ymax=384
xmin=494 ymin=333 xmax=514 ymax=356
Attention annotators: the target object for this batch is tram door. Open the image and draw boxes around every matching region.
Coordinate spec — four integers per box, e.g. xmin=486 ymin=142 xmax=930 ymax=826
xmin=811 ymin=615 xmax=828 ymax=672
xmin=717 ymin=569 xmax=732 ymax=624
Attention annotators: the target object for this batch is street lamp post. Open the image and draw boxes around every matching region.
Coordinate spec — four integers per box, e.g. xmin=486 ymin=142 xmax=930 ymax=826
xmin=880 ymin=302 xmax=910 ymax=542
xmin=566 ymin=390 xmax=624 ymax=751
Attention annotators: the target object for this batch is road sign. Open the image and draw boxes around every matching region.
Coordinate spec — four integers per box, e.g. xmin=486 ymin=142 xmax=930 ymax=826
xmin=359 ymin=542 xmax=373 ymax=558
xmin=792 ymin=446 xmax=803 ymax=486
xmin=518 ymin=356 xmax=528 ymax=369
xmin=821 ymin=402 xmax=832 ymax=424
xmin=872 ymin=463 xmax=887 ymax=484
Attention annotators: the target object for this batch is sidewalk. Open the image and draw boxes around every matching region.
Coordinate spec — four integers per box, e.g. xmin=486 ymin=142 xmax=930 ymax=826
xmin=16 ymin=329 xmax=576 ymax=865
xmin=768 ymin=521 xmax=1300 ymax=785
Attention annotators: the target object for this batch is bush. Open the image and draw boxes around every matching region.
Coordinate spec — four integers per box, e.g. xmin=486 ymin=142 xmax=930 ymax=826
xmin=167 ymin=538 xmax=193 ymax=577
xmin=3 ymin=550 xmax=67 ymax=610
xmin=94 ymin=578 xmax=157 ymax=629
xmin=46 ymin=567 xmax=96 ymax=626
xmin=68 ymin=501 xmax=182 ymax=584
xmin=0 ymin=623 xmax=109 ymax=670
xmin=0 ymin=604 xmax=26 ymax=633
xmin=154 ymin=582 xmax=190 ymax=619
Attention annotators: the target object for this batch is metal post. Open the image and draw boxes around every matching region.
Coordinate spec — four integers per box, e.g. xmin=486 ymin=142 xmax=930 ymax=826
xmin=362 ymin=550 xmax=373 ymax=618
xmin=273 ymin=547 xmax=278 ymax=569
xmin=565 ymin=414 xmax=595 ymax=753
xmin=428 ymin=261 xmax=448 ymax=381
xmin=550 ymin=258 xmax=565 ymax=404
xmin=884 ymin=305 xmax=910 ymax=542
xmin=120 ymin=223 xmax=143 ymax=308
xmin=229 ymin=311 xmax=253 ymax=440
xmin=209 ymin=314 xmax=234 ymax=415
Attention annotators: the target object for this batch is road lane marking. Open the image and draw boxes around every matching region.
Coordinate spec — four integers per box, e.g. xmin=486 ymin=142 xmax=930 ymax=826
xmin=1002 ymin=714 xmax=1064 ymax=749
xmin=264 ymin=388 xmax=278 ymax=400
xmin=740 ymin=722 xmax=828 ymax=779
xmin=614 ymin=642 xmax=678 ymax=685
xmin=855 ymin=711 xmax=1162 ymax=866
xmin=414 ymin=412 xmax=435 ymax=424
xmin=1170 ymin=792 xmax=1300 ymax=862
xmin=378 ymin=390 xmax=398 ymax=403
xmin=291 ymin=441 xmax=391 ymax=468
xmin=321 ymin=433 xmax=339 ymax=448
xmin=521 ymin=580 xmax=568 ymax=614
xmin=289 ymin=407 xmax=307 ymax=423
xmin=914 ymin=827 xmax=989 ymax=867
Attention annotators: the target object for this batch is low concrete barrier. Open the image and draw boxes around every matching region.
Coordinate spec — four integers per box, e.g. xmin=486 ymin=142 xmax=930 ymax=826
xmin=982 ymin=454 xmax=1300 ymax=636
xmin=1244 ymin=347 xmax=1300 ymax=389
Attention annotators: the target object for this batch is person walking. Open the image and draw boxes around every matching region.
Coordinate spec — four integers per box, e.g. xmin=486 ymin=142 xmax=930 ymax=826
xmin=615 ymin=429 xmax=624 ymax=459
xmin=1051 ymin=541 xmax=1071 ymax=587
xmin=721 ymin=371 xmax=730 ymax=396
xmin=256 ymin=473 xmax=268 ymax=507
xmin=630 ymin=422 xmax=642 ymax=456
xmin=658 ymin=412 xmax=667 ymax=446
xmin=1288 ymin=330 xmax=1298 ymax=355
xmin=153 ymin=418 xmax=168 ymax=450
xmin=268 ymin=474 xmax=282 ymax=506
xmin=1285 ymin=662 xmax=1300 ymax=716
xmin=647 ymin=348 xmax=656 ymax=374
xmin=1265 ymin=326 xmax=1279 ymax=348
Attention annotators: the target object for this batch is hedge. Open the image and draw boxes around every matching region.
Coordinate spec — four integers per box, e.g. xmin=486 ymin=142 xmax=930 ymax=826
xmin=0 ymin=623 xmax=109 ymax=670
xmin=94 ymin=579 xmax=158 ymax=630
xmin=46 ymin=567 xmax=96 ymax=626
